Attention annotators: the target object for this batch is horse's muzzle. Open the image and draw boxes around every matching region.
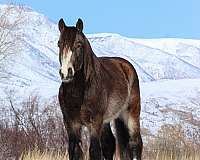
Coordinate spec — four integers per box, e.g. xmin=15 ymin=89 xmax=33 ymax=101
xmin=59 ymin=68 xmax=74 ymax=83
xmin=62 ymin=77 xmax=73 ymax=83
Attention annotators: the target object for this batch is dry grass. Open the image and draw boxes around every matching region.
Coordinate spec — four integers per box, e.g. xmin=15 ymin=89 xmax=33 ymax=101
xmin=20 ymin=147 xmax=90 ymax=160
xmin=20 ymin=149 xmax=68 ymax=160
xmin=155 ymin=149 xmax=200 ymax=160
xmin=20 ymin=147 xmax=200 ymax=160
xmin=143 ymin=147 xmax=200 ymax=160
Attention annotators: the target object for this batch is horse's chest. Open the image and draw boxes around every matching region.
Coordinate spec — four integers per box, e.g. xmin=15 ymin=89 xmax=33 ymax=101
xmin=64 ymin=98 xmax=82 ymax=120
xmin=79 ymin=98 xmax=103 ymax=124
xmin=63 ymin=87 xmax=84 ymax=119
xmin=64 ymin=94 xmax=99 ymax=124
xmin=64 ymin=101 xmax=100 ymax=125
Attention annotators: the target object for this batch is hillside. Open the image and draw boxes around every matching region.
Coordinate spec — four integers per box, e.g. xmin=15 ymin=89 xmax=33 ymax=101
xmin=0 ymin=4 xmax=200 ymax=139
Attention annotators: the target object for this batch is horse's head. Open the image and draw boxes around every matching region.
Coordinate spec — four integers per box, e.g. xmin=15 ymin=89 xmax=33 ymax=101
xmin=58 ymin=18 xmax=85 ymax=83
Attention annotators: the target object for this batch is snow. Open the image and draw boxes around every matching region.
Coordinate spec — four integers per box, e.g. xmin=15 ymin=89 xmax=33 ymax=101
xmin=0 ymin=4 xmax=200 ymax=136
xmin=140 ymin=79 xmax=200 ymax=134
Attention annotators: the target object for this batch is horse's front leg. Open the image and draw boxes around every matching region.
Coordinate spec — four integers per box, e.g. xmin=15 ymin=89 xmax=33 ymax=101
xmin=89 ymin=122 xmax=103 ymax=160
xmin=67 ymin=122 xmax=83 ymax=160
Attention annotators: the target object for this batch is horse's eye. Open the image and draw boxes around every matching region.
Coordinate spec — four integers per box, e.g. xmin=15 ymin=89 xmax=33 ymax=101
xmin=76 ymin=43 xmax=82 ymax=49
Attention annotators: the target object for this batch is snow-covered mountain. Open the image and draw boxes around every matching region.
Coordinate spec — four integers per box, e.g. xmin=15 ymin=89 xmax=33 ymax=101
xmin=0 ymin=4 xmax=200 ymax=139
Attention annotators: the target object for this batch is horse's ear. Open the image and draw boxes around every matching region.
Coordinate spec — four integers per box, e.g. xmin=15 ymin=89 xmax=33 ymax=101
xmin=76 ymin=18 xmax=83 ymax=32
xmin=58 ymin=18 xmax=66 ymax=32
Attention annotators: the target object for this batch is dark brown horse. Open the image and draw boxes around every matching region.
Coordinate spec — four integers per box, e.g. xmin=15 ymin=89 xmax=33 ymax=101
xmin=58 ymin=18 xmax=142 ymax=160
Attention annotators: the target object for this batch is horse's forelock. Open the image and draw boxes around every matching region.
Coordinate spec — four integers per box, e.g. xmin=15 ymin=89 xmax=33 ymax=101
xmin=62 ymin=27 xmax=77 ymax=50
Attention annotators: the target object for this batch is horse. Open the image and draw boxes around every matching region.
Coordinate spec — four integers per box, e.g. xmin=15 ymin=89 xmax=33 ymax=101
xmin=58 ymin=18 xmax=143 ymax=160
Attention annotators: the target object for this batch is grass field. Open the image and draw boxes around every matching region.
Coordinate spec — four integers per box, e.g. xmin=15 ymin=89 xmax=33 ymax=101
xmin=20 ymin=147 xmax=200 ymax=160
xmin=20 ymin=149 xmax=68 ymax=160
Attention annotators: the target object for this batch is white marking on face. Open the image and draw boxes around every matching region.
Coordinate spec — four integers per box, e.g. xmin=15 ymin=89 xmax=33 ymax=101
xmin=60 ymin=48 xmax=74 ymax=78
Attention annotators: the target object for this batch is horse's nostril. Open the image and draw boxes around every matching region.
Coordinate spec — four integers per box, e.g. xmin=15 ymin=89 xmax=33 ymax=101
xmin=68 ymin=68 xmax=73 ymax=77
xmin=61 ymin=73 xmax=64 ymax=79
xmin=59 ymin=69 xmax=64 ymax=79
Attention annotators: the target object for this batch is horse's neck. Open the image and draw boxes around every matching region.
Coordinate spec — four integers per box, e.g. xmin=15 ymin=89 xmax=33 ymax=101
xmin=84 ymin=39 xmax=101 ymax=78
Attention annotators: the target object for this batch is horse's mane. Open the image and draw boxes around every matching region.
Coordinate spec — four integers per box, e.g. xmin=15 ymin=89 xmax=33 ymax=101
xmin=82 ymin=33 xmax=100 ymax=82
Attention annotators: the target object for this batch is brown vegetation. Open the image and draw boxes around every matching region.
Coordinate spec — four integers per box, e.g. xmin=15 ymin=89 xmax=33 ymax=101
xmin=0 ymin=93 xmax=67 ymax=160
xmin=143 ymin=124 xmax=200 ymax=160
xmin=0 ymin=93 xmax=199 ymax=160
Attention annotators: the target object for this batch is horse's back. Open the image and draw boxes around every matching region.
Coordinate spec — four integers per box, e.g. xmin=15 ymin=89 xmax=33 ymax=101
xmin=99 ymin=56 xmax=139 ymax=86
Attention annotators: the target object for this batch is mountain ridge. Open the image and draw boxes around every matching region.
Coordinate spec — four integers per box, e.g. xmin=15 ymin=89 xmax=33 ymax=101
xmin=0 ymin=4 xmax=199 ymax=138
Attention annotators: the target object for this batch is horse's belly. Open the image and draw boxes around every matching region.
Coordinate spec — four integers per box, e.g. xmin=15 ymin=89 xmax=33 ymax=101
xmin=103 ymin=97 xmax=129 ymax=123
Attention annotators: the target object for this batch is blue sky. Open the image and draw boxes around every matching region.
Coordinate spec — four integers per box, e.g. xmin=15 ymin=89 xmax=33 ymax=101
xmin=1 ymin=0 xmax=200 ymax=39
